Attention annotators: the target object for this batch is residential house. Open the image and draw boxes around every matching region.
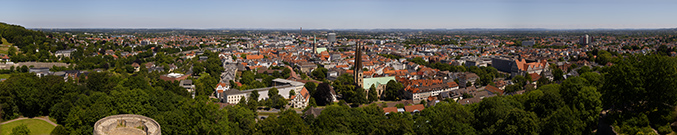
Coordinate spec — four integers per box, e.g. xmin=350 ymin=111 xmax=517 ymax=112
xmin=181 ymin=80 xmax=196 ymax=98
xmin=54 ymin=49 xmax=77 ymax=58
xmin=289 ymin=87 xmax=311 ymax=108
xmin=404 ymin=79 xmax=460 ymax=103
xmin=159 ymin=73 xmax=190 ymax=82
xmin=485 ymin=85 xmax=504 ymax=95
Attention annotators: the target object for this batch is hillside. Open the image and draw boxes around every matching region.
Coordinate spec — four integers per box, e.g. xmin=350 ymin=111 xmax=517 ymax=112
xmin=0 ymin=22 xmax=54 ymax=62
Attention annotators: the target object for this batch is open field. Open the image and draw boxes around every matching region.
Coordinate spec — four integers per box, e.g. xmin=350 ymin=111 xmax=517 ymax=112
xmin=0 ymin=74 xmax=10 ymax=79
xmin=1 ymin=119 xmax=56 ymax=135
xmin=0 ymin=37 xmax=12 ymax=54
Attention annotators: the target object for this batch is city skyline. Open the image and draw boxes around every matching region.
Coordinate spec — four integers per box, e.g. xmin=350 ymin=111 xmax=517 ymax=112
xmin=2 ymin=0 xmax=677 ymax=29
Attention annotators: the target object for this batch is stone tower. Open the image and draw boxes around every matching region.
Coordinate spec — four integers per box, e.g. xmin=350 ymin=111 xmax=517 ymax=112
xmin=354 ymin=42 xmax=363 ymax=89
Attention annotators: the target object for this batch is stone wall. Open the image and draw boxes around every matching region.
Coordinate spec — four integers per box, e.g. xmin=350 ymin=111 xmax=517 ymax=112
xmin=93 ymin=114 xmax=161 ymax=135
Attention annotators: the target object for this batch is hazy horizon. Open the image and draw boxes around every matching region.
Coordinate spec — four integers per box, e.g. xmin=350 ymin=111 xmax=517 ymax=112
xmin=3 ymin=0 xmax=677 ymax=29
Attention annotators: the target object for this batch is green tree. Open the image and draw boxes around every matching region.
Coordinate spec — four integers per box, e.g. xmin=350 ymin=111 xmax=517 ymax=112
xmin=577 ymin=66 xmax=591 ymax=75
xmin=289 ymin=90 xmax=296 ymax=99
xmin=504 ymin=84 xmax=522 ymax=94
xmin=560 ymin=77 xmax=586 ymax=105
xmin=247 ymin=90 xmax=260 ymax=111
xmin=602 ymin=55 xmax=677 ymax=118
xmin=311 ymin=67 xmax=328 ymax=80
xmin=542 ymin=106 xmax=584 ymax=135
xmin=574 ymin=86 xmax=602 ymax=133
xmin=282 ymin=68 xmax=292 ymax=79
xmin=536 ymin=76 xmax=550 ymax=88
xmin=414 ymin=102 xmax=476 ymax=135
xmin=267 ymin=88 xmax=287 ymax=109
xmin=226 ymin=105 xmax=256 ymax=134
xmin=11 ymin=124 xmax=30 ymax=135
xmin=345 ymin=87 xmax=367 ymax=105
xmin=384 ymin=80 xmax=403 ymax=101
xmin=473 ymin=96 xmax=524 ymax=134
xmin=494 ymin=109 xmax=540 ymax=135
xmin=256 ymin=110 xmax=312 ymax=135
xmin=552 ymin=68 xmax=564 ymax=82
xmin=368 ymin=84 xmax=378 ymax=102
xmin=304 ymin=82 xmax=317 ymax=95
xmin=512 ymin=75 xmax=526 ymax=86
xmin=580 ymin=72 xmax=603 ymax=89
xmin=50 ymin=125 xmax=68 ymax=135
xmin=313 ymin=83 xmax=334 ymax=106
xmin=20 ymin=65 xmax=28 ymax=72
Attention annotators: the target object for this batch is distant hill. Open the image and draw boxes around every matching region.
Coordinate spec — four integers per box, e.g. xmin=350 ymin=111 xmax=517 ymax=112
xmin=0 ymin=22 xmax=51 ymax=52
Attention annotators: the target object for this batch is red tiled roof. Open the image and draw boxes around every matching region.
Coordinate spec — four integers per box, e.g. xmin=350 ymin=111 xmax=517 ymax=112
xmin=247 ymin=55 xmax=264 ymax=60
xmin=529 ymin=73 xmax=541 ymax=82
xmin=404 ymin=104 xmax=425 ymax=112
xmin=485 ymin=85 xmax=504 ymax=95
xmin=383 ymin=107 xmax=398 ymax=114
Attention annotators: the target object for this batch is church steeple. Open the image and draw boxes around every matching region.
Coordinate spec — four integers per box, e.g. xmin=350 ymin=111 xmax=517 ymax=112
xmin=354 ymin=42 xmax=364 ymax=88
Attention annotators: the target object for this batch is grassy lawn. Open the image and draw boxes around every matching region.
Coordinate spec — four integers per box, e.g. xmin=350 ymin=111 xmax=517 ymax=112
xmin=0 ymin=74 xmax=10 ymax=79
xmin=1 ymin=119 xmax=55 ymax=135
xmin=0 ymin=37 xmax=14 ymax=54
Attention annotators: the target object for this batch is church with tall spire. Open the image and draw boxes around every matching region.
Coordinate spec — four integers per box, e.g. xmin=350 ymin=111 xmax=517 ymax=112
xmin=354 ymin=42 xmax=364 ymax=89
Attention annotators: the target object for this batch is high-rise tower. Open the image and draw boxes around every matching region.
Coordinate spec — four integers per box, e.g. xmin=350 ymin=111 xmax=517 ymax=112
xmin=354 ymin=42 xmax=363 ymax=89
xmin=580 ymin=34 xmax=591 ymax=46
xmin=313 ymin=35 xmax=317 ymax=54
xmin=328 ymin=33 xmax=337 ymax=44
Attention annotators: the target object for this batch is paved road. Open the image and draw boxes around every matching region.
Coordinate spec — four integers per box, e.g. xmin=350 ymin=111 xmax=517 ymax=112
xmin=1 ymin=116 xmax=58 ymax=127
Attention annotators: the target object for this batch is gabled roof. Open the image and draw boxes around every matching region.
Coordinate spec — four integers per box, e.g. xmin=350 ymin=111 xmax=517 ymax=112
xmin=383 ymin=107 xmax=398 ymax=114
xmin=404 ymin=104 xmax=425 ymax=113
xmin=529 ymin=73 xmax=541 ymax=82
xmin=304 ymin=107 xmax=324 ymax=117
xmin=485 ymin=85 xmax=504 ymax=95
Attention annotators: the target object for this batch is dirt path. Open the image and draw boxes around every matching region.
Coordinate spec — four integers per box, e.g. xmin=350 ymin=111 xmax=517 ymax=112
xmin=1 ymin=116 xmax=58 ymax=126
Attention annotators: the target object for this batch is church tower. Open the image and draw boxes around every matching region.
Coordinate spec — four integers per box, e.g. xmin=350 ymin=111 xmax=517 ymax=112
xmin=354 ymin=42 xmax=364 ymax=89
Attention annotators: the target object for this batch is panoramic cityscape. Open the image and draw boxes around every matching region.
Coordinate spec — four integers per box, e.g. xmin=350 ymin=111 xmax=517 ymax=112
xmin=2 ymin=0 xmax=677 ymax=135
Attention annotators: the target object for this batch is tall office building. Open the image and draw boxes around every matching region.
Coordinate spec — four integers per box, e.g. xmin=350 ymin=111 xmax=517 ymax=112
xmin=313 ymin=35 xmax=317 ymax=54
xmin=328 ymin=33 xmax=337 ymax=43
xmin=580 ymin=34 xmax=591 ymax=45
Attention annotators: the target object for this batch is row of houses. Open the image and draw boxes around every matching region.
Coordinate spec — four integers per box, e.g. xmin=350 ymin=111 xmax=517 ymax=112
xmin=403 ymin=79 xmax=460 ymax=103
xmin=216 ymin=78 xmax=319 ymax=109
xmin=29 ymin=67 xmax=89 ymax=81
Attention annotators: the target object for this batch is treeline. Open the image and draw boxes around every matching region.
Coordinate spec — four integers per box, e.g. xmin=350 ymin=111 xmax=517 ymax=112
xmin=0 ymin=22 xmax=57 ymax=62
xmin=403 ymin=38 xmax=458 ymax=45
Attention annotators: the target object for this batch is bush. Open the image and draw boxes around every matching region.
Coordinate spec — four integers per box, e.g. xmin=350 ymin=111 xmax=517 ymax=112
xmin=51 ymin=125 xmax=68 ymax=135
xmin=395 ymin=103 xmax=405 ymax=108
xmin=657 ymin=123 xmax=673 ymax=135
xmin=11 ymin=124 xmax=30 ymax=135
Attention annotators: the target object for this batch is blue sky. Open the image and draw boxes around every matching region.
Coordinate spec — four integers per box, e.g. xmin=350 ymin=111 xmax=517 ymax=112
xmin=1 ymin=0 xmax=676 ymax=29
